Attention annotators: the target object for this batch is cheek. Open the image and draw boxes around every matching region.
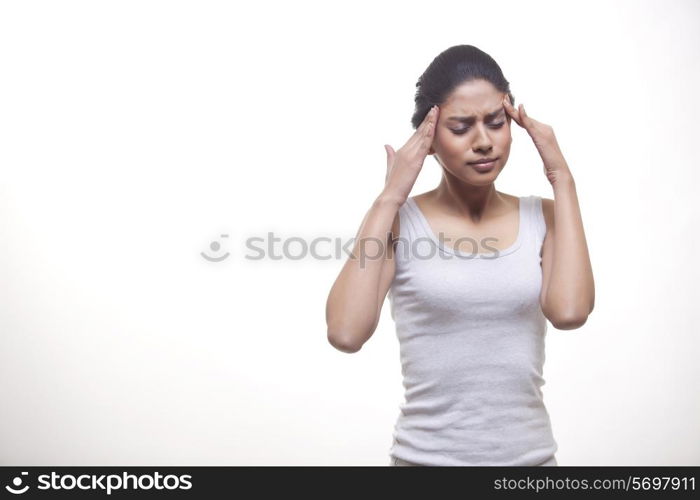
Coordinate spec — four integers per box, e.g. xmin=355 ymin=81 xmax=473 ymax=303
xmin=498 ymin=128 xmax=512 ymax=147
xmin=435 ymin=128 xmax=462 ymax=152
xmin=443 ymin=137 xmax=468 ymax=156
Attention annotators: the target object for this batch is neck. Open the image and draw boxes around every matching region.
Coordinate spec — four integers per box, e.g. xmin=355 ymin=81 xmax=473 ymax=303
xmin=433 ymin=171 xmax=507 ymax=223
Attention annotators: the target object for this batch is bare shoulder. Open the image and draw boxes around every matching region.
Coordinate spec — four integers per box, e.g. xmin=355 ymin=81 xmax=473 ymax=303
xmin=391 ymin=190 xmax=431 ymax=242
xmin=405 ymin=190 xmax=433 ymax=221
xmin=411 ymin=190 xmax=434 ymax=207
xmin=541 ymin=197 xmax=555 ymax=233
xmin=494 ymin=191 xmax=520 ymax=215
xmin=502 ymin=192 xmax=519 ymax=208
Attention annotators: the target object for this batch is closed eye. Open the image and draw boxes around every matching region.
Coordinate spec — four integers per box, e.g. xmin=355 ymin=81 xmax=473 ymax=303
xmin=451 ymin=122 xmax=505 ymax=135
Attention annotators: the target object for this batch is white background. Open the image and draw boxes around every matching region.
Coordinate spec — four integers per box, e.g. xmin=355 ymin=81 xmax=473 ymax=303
xmin=1 ymin=0 xmax=698 ymax=465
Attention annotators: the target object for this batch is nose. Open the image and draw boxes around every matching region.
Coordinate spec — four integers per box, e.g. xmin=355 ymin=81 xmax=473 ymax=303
xmin=472 ymin=123 xmax=493 ymax=153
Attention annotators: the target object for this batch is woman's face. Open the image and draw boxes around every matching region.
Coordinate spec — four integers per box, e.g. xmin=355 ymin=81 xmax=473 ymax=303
xmin=430 ymin=79 xmax=512 ymax=185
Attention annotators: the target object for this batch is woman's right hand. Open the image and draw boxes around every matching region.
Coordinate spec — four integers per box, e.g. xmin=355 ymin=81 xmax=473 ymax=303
xmin=383 ymin=105 xmax=439 ymax=204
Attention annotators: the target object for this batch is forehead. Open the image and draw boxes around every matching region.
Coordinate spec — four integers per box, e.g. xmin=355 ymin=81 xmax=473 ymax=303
xmin=442 ymin=79 xmax=503 ymax=116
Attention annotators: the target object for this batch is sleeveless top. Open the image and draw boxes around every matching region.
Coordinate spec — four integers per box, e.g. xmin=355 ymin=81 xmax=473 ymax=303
xmin=387 ymin=194 xmax=558 ymax=466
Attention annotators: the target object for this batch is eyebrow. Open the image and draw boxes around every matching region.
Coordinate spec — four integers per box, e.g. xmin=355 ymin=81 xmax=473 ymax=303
xmin=447 ymin=107 xmax=506 ymax=123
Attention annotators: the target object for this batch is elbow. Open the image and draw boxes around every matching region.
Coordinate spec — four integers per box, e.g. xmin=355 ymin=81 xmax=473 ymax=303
xmin=549 ymin=311 xmax=589 ymax=330
xmin=326 ymin=313 xmax=376 ymax=354
xmin=542 ymin=295 xmax=593 ymax=331
xmin=327 ymin=328 xmax=364 ymax=354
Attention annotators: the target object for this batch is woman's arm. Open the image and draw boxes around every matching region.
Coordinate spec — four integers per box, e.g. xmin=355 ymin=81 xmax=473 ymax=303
xmin=540 ymin=173 xmax=595 ymax=329
xmin=326 ymin=105 xmax=438 ymax=352
xmin=325 ymin=192 xmax=401 ymax=353
xmin=502 ymin=95 xmax=595 ymax=330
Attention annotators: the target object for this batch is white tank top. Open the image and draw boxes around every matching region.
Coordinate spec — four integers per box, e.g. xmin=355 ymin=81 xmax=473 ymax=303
xmin=387 ymin=194 xmax=558 ymax=466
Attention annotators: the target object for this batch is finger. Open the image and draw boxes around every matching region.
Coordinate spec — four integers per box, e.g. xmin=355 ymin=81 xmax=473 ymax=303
xmin=417 ymin=105 xmax=437 ymax=137
xmin=406 ymin=105 xmax=438 ymax=150
xmin=422 ymin=107 xmax=438 ymax=147
xmin=502 ymin=94 xmax=513 ymax=115
xmin=518 ymin=104 xmax=536 ymax=131
xmin=409 ymin=106 xmax=438 ymax=156
xmin=519 ymin=104 xmax=527 ymax=125
xmin=384 ymin=144 xmax=395 ymax=170
xmin=422 ymin=105 xmax=439 ymax=138
xmin=520 ymin=103 xmax=531 ymax=124
xmin=503 ymin=95 xmax=521 ymax=126
xmin=384 ymin=145 xmax=392 ymax=182
xmin=385 ymin=144 xmax=395 ymax=183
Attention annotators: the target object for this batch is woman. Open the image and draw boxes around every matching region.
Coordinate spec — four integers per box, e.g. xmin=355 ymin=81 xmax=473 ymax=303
xmin=325 ymin=45 xmax=595 ymax=466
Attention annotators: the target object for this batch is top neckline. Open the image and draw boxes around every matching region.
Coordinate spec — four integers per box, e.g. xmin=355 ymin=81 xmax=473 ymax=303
xmin=406 ymin=196 xmax=526 ymax=259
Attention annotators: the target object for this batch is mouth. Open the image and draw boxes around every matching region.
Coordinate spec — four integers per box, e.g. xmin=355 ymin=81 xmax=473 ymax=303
xmin=467 ymin=157 xmax=498 ymax=172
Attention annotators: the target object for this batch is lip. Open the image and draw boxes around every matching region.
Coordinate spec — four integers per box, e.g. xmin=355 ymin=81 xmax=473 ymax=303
xmin=468 ymin=158 xmax=498 ymax=172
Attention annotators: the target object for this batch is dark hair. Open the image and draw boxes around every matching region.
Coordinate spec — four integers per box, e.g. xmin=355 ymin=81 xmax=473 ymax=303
xmin=411 ymin=45 xmax=515 ymax=129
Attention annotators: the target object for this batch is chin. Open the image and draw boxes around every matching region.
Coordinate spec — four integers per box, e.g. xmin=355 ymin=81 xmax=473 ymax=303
xmin=469 ymin=175 xmax=499 ymax=184
xmin=459 ymin=166 xmax=501 ymax=180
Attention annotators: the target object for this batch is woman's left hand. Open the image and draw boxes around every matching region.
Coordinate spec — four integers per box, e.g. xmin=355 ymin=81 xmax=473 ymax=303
xmin=503 ymin=94 xmax=573 ymax=186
